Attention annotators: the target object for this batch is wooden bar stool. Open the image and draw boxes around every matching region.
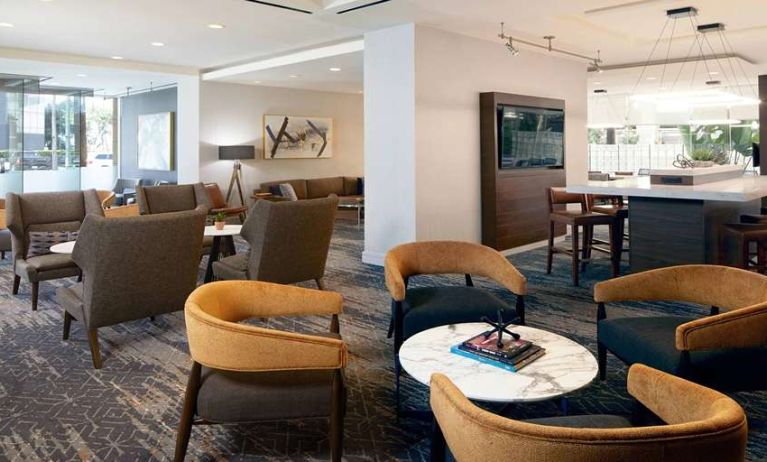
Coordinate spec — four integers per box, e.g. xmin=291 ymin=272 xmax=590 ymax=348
xmin=719 ymin=223 xmax=767 ymax=273
xmin=547 ymin=187 xmax=618 ymax=286
xmin=588 ymin=194 xmax=629 ymax=265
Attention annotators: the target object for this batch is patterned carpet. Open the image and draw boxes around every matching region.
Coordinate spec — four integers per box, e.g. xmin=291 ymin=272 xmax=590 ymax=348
xmin=0 ymin=219 xmax=765 ymax=461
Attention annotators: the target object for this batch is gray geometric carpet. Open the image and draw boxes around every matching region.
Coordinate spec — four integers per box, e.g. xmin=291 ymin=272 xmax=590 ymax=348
xmin=0 ymin=219 xmax=765 ymax=461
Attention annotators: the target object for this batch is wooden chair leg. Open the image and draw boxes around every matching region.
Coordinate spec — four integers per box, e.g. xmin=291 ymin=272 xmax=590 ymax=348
xmin=63 ymin=311 xmax=73 ymax=340
xmin=571 ymin=225 xmax=580 ymax=286
xmin=608 ymin=223 xmax=619 ymax=278
xmin=174 ymin=362 xmax=201 ymax=462
xmin=581 ymin=224 xmax=592 ymax=271
xmin=329 ymin=369 xmax=344 ymax=462
xmin=31 ymin=281 xmax=39 ymax=311
xmin=88 ymin=329 xmax=102 ymax=369
xmin=315 ymin=278 xmax=325 ymax=290
xmin=12 ymin=275 xmax=20 ymax=295
xmin=546 ymin=221 xmax=554 ymax=274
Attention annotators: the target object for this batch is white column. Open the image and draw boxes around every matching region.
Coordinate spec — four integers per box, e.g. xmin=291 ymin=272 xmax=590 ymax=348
xmin=176 ymin=75 xmax=200 ymax=183
xmin=362 ymin=24 xmax=417 ymax=265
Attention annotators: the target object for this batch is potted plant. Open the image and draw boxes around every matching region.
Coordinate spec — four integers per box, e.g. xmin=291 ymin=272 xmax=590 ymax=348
xmin=214 ymin=212 xmax=226 ymax=230
xmin=689 ymin=148 xmax=716 ymax=168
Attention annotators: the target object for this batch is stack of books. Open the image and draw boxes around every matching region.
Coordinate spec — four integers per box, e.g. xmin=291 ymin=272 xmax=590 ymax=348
xmin=450 ymin=330 xmax=545 ymax=372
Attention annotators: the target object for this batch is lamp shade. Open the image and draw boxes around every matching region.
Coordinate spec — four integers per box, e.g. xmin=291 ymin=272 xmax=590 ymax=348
xmin=219 ymin=145 xmax=255 ymax=160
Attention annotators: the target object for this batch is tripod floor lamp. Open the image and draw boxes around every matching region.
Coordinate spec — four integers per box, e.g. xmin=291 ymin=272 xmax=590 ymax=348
xmin=219 ymin=145 xmax=255 ymax=206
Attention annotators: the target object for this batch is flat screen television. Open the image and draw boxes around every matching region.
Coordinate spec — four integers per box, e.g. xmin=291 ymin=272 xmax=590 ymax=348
xmin=497 ymin=104 xmax=564 ymax=169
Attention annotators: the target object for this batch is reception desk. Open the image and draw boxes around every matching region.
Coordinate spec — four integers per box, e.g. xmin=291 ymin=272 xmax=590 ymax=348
xmin=567 ymin=175 xmax=767 ymax=272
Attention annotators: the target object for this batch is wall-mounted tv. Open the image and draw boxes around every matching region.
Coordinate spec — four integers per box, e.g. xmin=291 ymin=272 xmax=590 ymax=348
xmin=497 ymin=104 xmax=564 ymax=169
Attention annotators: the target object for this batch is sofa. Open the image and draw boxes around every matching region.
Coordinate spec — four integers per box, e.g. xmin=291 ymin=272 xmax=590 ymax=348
xmin=257 ymin=176 xmax=363 ymax=204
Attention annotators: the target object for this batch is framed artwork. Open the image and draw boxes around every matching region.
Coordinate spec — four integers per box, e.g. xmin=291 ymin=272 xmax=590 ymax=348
xmin=137 ymin=112 xmax=175 ymax=171
xmin=263 ymin=115 xmax=333 ymax=159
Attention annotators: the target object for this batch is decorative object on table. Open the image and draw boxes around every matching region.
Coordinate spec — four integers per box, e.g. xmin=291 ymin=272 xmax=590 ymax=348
xmin=214 ymin=212 xmax=226 ymax=230
xmin=649 ymin=164 xmax=743 ymax=185
xmin=263 ymin=114 xmax=333 ymax=159
xmin=218 ymin=145 xmax=255 ymax=206
xmin=480 ymin=309 xmax=520 ymax=347
xmin=450 ymin=322 xmax=545 ymax=373
xmin=137 ymin=112 xmax=174 ymax=171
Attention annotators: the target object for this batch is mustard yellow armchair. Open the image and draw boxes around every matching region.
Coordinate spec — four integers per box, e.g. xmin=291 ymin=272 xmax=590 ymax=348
xmin=384 ymin=240 xmax=527 ymax=413
xmin=175 ymin=281 xmax=347 ymax=461
xmin=430 ymin=364 xmax=747 ymax=462
xmin=594 ymin=264 xmax=767 ymax=391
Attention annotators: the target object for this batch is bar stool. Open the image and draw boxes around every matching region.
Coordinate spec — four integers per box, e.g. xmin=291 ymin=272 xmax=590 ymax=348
xmin=547 ymin=187 xmax=618 ymax=286
xmin=588 ymin=194 xmax=629 ymax=262
xmin=718 ymin=223 xmax=767 ymax=273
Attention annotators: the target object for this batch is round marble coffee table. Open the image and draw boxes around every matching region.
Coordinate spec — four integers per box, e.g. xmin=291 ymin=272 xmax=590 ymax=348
xmin=398 ymin=323 xmax=598 ymax=403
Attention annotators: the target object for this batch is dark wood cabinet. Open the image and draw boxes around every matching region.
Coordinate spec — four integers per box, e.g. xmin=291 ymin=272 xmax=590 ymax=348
xmin=480 ymin=92 xmax=566 ymax=251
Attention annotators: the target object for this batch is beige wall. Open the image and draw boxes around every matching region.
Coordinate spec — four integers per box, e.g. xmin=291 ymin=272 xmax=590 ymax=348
xmin=199 ymin=81 xmax=364 ymax=198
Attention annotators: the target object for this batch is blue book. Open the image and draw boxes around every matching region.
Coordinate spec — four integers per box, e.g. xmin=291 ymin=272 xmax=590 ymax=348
xmin=450 ymin=344 xmax=545 ymax=373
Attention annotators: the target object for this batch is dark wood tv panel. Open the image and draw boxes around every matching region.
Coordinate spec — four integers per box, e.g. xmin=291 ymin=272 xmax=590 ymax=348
xmin=480 ymin=92 xmax=566 ymax=251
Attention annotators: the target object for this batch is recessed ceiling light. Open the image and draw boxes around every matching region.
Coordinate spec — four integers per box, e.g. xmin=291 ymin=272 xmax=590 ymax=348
xmin=207 ymin=23 xmax=225 ymax=29
xmin=76 ymin=73 xmax=87 ymax=77
xmin=252 ymin=80 xmax=262 ymax=84
xmin=151 ymin=42 xmax=165 ymax=47
xmin=111 ymin=56 xmax=124 ymax=60
xmin=593 ymin=81 xmax=602 ymax=85
xmin=709 ymin=71 xmax=719 ymax=75
xmin=0 ymin=22 xmax=14 ymax=28
xmin=48 ymin=82 xmax=61 ymax=86
xmin=329 ymin=67 xmax=341 ymax=72
xmin=646 ymin=77 xmax=657 ymax=81
xmin=289 ymin=74 xmax=298 ymax=78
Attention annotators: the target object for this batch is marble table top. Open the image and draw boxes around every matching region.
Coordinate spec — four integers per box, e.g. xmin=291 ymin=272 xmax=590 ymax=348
xmin=398 ymin=323 xmax=598 ymax=403
xmin=50 ymin=241 xmax=76 ymax=254
xmin=567 ymin=174 xmax=767 ymax=202
xmin=204 ymin=224 xmax=242 ymax=237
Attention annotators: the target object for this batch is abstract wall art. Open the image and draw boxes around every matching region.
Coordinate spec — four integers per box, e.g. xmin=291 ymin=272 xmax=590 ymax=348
xmin=137 ymin=111 xmax=174 ymax=171
xmin=263 ymin=115 xmax=333 ymax=159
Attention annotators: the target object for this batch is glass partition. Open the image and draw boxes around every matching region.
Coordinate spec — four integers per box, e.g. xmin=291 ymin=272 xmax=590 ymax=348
xmin=0 ymin=75 xmax=117 ymax=195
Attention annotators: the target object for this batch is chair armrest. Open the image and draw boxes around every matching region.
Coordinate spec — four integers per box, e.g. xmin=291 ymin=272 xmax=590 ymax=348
xmin=384 ymin=252 xmax=407 ymax=301
xmin=676 ymin=302 xmax=767 ymax=351
xmin=185 ymin=303 xmax=347 ymax=372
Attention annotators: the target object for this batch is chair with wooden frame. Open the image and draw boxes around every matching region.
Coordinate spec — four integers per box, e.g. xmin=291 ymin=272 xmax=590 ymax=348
xmin=586 ymin=194 xmax=628 ymax=271
xmin=204 ymin=182 xmax=248 ymax=224
xmin=594 ymin=264 xmax=767 ymax=392
xmin=176 ymin=280 xmax=347 ymax=461
xmin=546 ymin=187 xmax=618 ymax=286
xmin=384 ymin=240 xmax=527 ymax=414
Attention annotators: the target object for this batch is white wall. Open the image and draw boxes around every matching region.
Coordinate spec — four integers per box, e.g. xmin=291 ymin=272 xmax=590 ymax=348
xmin=176 ymin=76 xmax=201 ymax=184
xmin=363 ymin=24 xmax=588 ymax=264
xmin=199 ymin=81 xmax=364 ymax=197
xmin=362 ymin=24 xmax=417 ymax=265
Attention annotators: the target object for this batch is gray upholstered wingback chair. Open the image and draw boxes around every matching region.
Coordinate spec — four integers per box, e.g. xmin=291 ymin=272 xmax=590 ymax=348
xmin=56 ymin=208 xmax=206 ymax=368
xmin=137 ymin=183 xmax=211 ymax=215
xmin=212 ymin=196 xmax=338 ymax=289
xmin=6 ymin=190 xmax=104 ymax=311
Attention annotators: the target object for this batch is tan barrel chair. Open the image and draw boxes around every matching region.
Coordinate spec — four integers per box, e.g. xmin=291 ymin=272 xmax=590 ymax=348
xmin=384 ymin=240 xmax=527 ymax=413
xmin=430 ymin=364 xmax=748 ymax=462
xmin=595 ymin=265 xmax=767 ymax=391
xmin=176 ymin=280 xmax=347 ymax=461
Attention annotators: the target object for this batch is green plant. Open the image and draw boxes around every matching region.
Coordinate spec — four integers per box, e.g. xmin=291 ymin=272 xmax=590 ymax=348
xmin=690 ymin=148 xmax=715 ymax=161
xmin=214 ymin=212 xmax=226 ymax=222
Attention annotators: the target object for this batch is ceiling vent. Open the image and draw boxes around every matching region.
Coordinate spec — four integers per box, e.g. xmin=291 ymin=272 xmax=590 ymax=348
xmin=336 ymin=0 xmax=391 ymax=14
xmin=243 ymin=0 xmax=313 ymax=14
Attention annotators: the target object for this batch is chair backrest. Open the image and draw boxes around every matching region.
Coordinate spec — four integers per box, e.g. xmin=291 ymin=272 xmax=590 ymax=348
xmin=430 ymin=364 xmax=747 ymax=462
xmin=241 ymin=196 xmax=338 ymax=284
xmin=104 ymin=204 xmax=140 ymax=218
xmin=112 ymin=178 xmax=140 ymax=194
xmin=204 ymin=183 xmax=227 ymax=209
xmin=137 ymin=183 xmax=211 ymax=215
xmin=96 ymin=190 xmax=116 ymax=209
xmin=72 ymin=208 xmax=206 ymax=328
xmin=548 ymin=187 xmax=587 ymax=213
xmin=6 ymin=190 xmax=104 ymax=261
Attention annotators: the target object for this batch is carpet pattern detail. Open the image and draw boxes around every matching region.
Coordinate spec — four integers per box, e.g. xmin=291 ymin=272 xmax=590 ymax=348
xmin=0 ymin=221 xmax=764 ymax=461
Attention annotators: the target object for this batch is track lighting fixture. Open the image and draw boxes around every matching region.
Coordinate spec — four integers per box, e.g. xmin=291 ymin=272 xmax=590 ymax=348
xmin=497 ymin=22 xmax=603 ymax=66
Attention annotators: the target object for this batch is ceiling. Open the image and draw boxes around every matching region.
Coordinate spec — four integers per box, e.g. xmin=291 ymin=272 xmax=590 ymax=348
xmin=0 ymin=0 xmax=765 ymax=94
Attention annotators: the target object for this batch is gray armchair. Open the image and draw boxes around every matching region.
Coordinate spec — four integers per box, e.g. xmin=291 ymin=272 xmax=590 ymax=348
xmin=6 ymin=190 xmax=104 ymax=311
xmin=56 ymin=208 xmax=206 ymax=368
xmin=112 ymin=178 xmax=140 ymax=206
xmin=212 ymin=196 xmax=338 ymax=289
xmin=137 ymin=183 xmax=211 ymax=215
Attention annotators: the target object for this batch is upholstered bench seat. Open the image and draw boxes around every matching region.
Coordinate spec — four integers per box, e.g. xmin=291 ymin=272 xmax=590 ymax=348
xmin=212 ymin=254 xmax=248 ymax=280
xmin=525 ymin=414 xmax=632 ymax=429
xmin=401 ymin=286 xmax=516 ymax=340
xmin=197 ymin=368 xmax=338 ymax=422
xmin=599 ymin=315 xmax=767 ymax=390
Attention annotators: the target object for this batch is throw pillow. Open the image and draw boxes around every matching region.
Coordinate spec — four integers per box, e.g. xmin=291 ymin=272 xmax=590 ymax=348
xmin=279 ymin=183 xmax=299 ymax=201
xmin=27 ymin=231 xmax=79 ymax=258
xmin=268 ymin=185 xmax=283 ymax=196
xmin=356 ymin=177 xmax=365 ymax=196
